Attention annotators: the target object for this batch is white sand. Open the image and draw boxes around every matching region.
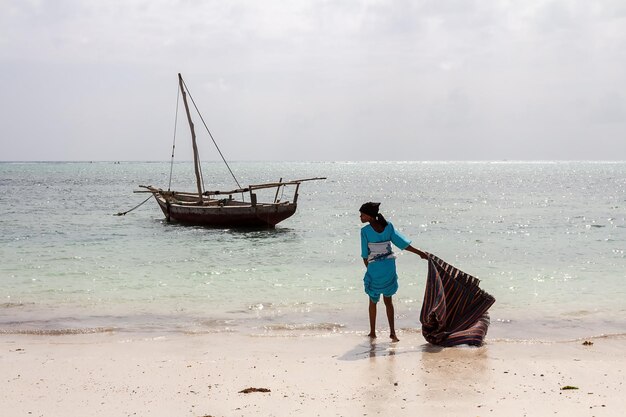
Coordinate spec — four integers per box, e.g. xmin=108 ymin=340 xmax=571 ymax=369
xmin=1 ymin=331 xmax=624 ymax=417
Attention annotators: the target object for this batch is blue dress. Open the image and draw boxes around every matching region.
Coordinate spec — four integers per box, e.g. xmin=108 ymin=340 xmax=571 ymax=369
xmin=360 ymin=222 xmax=412 ymax=303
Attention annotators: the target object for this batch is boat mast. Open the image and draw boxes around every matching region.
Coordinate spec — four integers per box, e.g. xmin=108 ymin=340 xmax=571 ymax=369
xmin=178 ymin=73 xmax=203 ymax=202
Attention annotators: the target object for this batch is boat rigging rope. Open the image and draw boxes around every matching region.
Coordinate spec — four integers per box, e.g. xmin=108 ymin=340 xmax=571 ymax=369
xmin=168 ymin=87 xmax=181 ymax=191
xmin=114 ymin=195 xmax=153 ymax=216
xmin=181 ymin=77 xmax=242 ymax=190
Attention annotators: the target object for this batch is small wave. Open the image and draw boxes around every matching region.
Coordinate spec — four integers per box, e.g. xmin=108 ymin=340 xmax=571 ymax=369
xmin=180 ymin=319 xmax=238 ymax=334
xmin=398 ymin=327 xmax=422 ymax=333
xmin=487 ymin=337 xmax=562 ymax=344
xmin=197 ymin=318 xmax=237 ymax=327
xmin=0 ymin=302 xmax=34 ymax=309
xmin=263 ymin=322 xmax=345 ymax=332
xmin=0 ymin=327 xmax=116 ymax=335
xmin=488 ymin=332 xmax=626 ymax=344
xmin=566 ymin=332 xmax=626 ymax=342
xmin=182 ymin=328 xmax=237 ymax=335
xmin=563 ymin=310 xmax=594 ymax=317
xmin=248 ymin=302 xmax=274 ymax=311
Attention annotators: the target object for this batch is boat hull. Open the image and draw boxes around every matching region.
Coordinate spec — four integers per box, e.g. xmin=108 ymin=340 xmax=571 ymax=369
xmin=153 ymin=195 xmax=297 ymax=228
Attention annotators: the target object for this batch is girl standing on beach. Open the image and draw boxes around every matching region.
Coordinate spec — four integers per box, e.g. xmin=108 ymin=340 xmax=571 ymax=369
xmin=359 ymin=202 xmax=428 ymax=342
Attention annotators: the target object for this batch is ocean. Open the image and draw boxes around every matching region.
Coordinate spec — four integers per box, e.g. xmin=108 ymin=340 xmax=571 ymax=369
xmin=1 ymin=161 xmax=624 ymax=341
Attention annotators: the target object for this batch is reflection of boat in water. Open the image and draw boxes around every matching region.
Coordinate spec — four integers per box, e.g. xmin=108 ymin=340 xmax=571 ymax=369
xmin=138 ymin=74 xmax=324 ymax=228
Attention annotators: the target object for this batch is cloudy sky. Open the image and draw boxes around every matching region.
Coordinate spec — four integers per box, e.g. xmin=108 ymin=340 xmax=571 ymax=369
xmin=1 ymin=0 xmax=625 ymax=161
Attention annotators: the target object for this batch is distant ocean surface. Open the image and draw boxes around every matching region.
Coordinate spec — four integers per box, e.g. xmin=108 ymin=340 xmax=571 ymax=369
xmin=1 ymin=161 xmax=625 ymax=341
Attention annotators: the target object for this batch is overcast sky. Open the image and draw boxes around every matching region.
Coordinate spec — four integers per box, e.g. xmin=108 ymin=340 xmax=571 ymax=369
xmin=1 ymin=0 xmax=625 ymax=161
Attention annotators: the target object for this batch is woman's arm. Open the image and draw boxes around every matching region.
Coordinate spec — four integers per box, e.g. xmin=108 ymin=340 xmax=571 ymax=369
xmin=389 ymin=224 xmax=427 ymax=259
xmin=405 ymin=244 xmax=428 ymax=259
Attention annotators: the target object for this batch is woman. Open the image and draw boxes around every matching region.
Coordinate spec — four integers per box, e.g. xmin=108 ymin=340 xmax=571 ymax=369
xmin=359 ymin=202 xmax=428 ymax=342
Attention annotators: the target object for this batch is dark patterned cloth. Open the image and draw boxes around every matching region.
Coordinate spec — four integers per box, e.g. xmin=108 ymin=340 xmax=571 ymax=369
xmin=420 ymin=254 xmax=496 ymax=346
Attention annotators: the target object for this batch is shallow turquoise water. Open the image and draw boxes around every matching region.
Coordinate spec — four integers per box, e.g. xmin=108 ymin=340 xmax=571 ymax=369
xmin=1 ymin=161 xmax=624 ymax=340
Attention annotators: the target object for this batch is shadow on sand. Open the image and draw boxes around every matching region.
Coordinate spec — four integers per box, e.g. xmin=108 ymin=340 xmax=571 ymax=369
xmin=337 ymin=338 xmax=440 ymax=361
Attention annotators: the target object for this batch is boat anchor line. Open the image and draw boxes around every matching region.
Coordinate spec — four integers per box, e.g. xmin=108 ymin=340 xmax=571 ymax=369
xmin=114 ymin=195 xmax=153 ymax=216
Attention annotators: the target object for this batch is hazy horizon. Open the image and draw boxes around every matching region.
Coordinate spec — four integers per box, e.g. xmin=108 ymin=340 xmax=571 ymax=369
xmin=2 ymin=1 xmax=625 ymax=162
xmin=2 ymin=159 xmax=625 ymax=164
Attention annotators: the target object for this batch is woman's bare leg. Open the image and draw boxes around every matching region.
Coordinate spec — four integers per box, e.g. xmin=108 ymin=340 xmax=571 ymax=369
xmin=368 ymin=299 xmax=377 ymax=338
xmin=383 ymin=296 xmax=399 ymax=342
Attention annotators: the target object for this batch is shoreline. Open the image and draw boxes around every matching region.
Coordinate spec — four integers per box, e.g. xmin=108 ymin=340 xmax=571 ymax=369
xmin=2 ymin=304 xmax=625 ymax=344
xmin=2 ymin=331 xmax=625 ymax=417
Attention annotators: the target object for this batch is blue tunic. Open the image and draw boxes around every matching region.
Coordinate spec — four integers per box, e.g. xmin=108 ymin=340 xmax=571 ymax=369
xmin=360 ymin=222 xmax=412 ymax=303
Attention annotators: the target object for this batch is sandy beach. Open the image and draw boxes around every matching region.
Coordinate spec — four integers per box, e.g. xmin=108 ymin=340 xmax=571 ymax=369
xmin=2 ymin=331 xmax=624 ymax=417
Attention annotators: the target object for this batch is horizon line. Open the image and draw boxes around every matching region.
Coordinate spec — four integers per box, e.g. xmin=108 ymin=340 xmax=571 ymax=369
xmin=1 ymin=159 xmax=625 ymax=164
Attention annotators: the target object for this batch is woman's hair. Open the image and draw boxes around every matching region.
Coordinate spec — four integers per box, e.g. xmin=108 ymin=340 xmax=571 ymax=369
xmin=360 ymin=202 xmax=388 ymax=227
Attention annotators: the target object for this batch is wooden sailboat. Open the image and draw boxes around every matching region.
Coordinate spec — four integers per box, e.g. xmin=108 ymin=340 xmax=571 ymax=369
xmin=138 ymin=73 xmax=325 ymax=228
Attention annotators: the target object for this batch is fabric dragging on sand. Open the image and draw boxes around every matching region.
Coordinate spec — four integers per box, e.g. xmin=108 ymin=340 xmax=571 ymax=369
xmin=420 ymin=254 xmax=496 ymax=346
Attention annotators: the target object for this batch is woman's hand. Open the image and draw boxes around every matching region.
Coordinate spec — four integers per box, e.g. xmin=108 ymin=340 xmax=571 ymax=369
xmin=406 ymin=245 xmax=429 ymax=260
